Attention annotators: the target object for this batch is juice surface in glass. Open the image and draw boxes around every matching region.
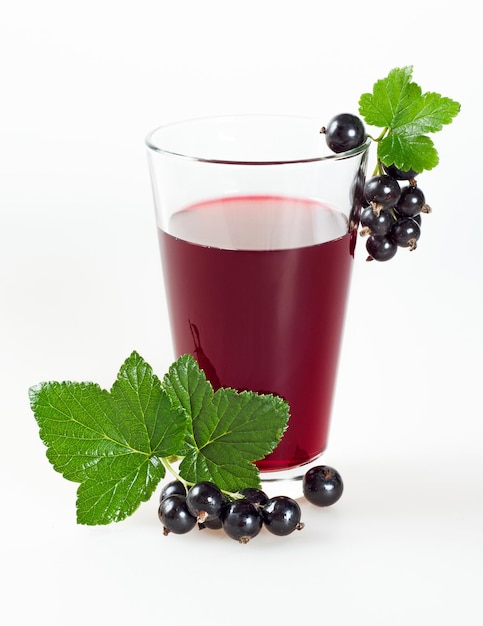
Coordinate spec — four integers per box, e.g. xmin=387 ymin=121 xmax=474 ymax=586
xmin=158 ymin=195 xmax=354 ymax=471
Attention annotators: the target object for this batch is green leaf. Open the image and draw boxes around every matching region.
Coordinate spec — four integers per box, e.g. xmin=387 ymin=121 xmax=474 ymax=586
xmin=30 ymin=352 xmax=291 ymax=524
xmin=29 ymin=351 xmax=188 ymax=525
xmin=390 ymin=92 xmax=462 ymax=136
xmin=378 ymin=134 xmax=439 ymax=172
xmin=359 ymin=66 xmax=417 ymax=128
xmin=164 ymin=354 xmax=289 ymax=492
xmin=358 ymin=66 xmax=461 ymax=172
xmin=162 ymin=353 xmax=213 ymax=455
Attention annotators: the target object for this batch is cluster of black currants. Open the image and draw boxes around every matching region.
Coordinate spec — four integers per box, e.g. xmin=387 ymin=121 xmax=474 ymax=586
xmin=322 ymin=113 xmax=432 ymax=262
xmin=158 ymin=465 xmax=343 ymax=544
xmin=361 ymin=168 xmax=431 ymax=262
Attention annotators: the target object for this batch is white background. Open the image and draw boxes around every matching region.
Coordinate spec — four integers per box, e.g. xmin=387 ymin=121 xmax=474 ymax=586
xmin=1 ymin=1 xmax=482 ymax=624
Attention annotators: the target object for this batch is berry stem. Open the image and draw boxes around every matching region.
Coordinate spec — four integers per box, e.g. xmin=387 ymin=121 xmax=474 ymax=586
xmin=374 ymin=162 xmax=384 ymax=176
xmin=374 ymin=127 xmax=390 ymax=142
xmin=366 ymin=128 xmax=391 ymax=176
xmin=161 ymin=456 xmax=190 ymax=489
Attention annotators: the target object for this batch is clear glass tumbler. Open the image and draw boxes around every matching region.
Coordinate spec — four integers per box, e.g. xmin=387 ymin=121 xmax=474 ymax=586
xmin=146 ymin=115 xmax=369 ymax=490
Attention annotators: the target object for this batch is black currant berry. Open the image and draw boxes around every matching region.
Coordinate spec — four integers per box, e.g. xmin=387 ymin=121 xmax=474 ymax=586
xmin=222 ymin=499 xmax=263 ymax=543
xmin=186 ymin=481 xmax=224 ymax=523
xmin=383 ymin=163 xmax=418 ymax=181
xmin=366 ymin=234 xmax=398 ymax=262
xmin=360 ymin=206 xmax=397 ymax=236
xmin=159 ymin=479 xmax=186 ymax=502
xmin=158 ymin=494 xmax=197 ymax=535
xmin=396 ymin=185 xmax=425 ymax=218
xmin=364 ymin=175 xmax=401 ymax=211
xmin=303 ymin=465 xmax=344 ymax=507
xmin=262 ymin=496 xmax=304 ymax=536
xmin=323 ymin=113 xmax=366 ymax=153
xmin=239 ymin=487 xmax=269 ymax=507
xmin=390 ymin=217 xmax=421 ymax=250
xmin=198 ymin=493 xmax=229 ymax=530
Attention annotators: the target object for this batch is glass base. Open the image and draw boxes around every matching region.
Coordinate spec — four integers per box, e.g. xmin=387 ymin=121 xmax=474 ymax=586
xmin=259 ymin=453 xmax=325 ymax=500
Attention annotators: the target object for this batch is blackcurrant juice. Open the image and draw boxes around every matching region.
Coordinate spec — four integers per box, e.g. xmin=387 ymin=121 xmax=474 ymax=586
xmin=158 ymin=195 xmax=354 ymax=472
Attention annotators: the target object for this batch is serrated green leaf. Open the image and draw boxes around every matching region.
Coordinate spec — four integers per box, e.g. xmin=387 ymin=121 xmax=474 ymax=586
xmin=29 ymin=381 xmax=117 ymax=482
xmin=391 ymin=92 xmax=461 ymax=136
xmin=378 ymin=133 xmax=439 ymax=172
xmin=29 ymin=351 xmax=188 ymax=524
xmin=162 ymin=353 xmax=214 ymax=455
xmin=359 ymin=66 xmax=416 ymax=127
xmin=164 ymin=354 xmax=290 ymax=492
xmin=359 ymin=66 xmax=460 ymax=174
xmin=111 ymin=351 xmax=187 ymax=457
xmin=76 ymin=455 xmax=165 ymax=525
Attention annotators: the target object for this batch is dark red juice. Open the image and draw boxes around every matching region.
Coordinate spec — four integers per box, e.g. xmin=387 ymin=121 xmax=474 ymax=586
xmin=158 ymin=196 xmax=354 ymax=472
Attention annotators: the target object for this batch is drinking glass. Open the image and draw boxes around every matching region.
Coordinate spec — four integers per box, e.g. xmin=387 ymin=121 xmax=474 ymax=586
xmin=145 ymin=115 xmax=369 ymax=489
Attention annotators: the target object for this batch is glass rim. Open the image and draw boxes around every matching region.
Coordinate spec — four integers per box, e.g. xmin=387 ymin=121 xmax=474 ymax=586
xmin=145 ymin=114 xmax=371 ymax=166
